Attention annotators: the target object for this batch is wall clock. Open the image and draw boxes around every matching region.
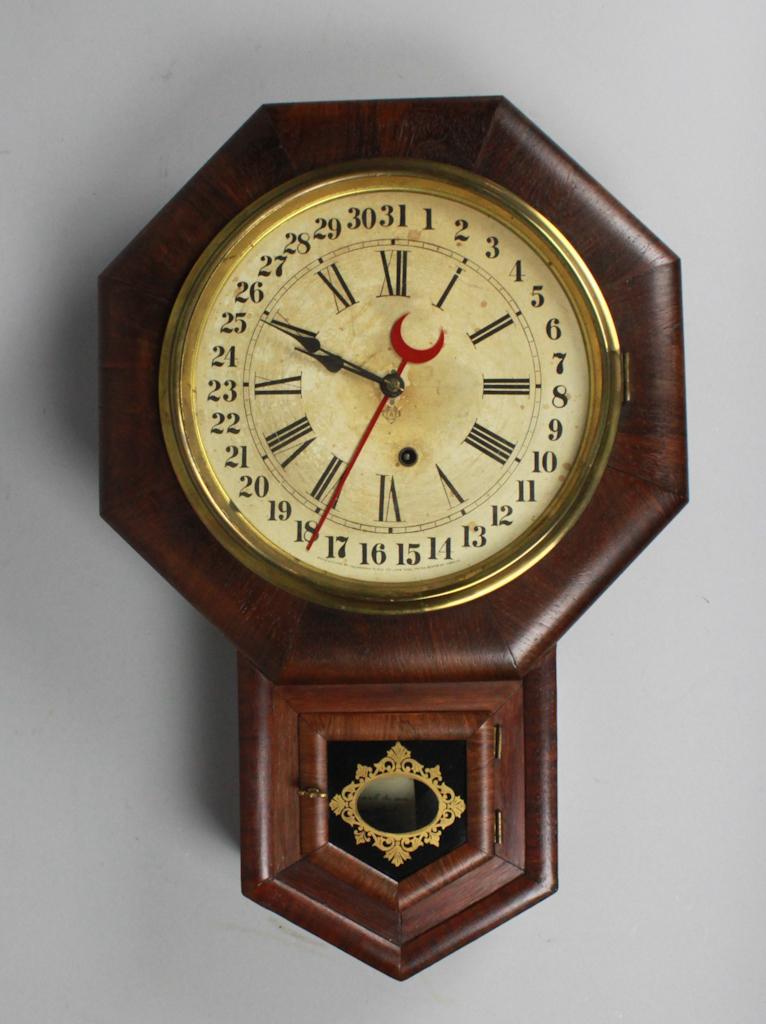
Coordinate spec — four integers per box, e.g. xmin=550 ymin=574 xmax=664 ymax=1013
xmin=100 ymin=97 xmax=687 ymax=978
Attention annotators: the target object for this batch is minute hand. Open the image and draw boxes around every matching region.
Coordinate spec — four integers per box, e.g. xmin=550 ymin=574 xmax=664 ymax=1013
xmin=268 ymin=317 xmax=321 ymax=353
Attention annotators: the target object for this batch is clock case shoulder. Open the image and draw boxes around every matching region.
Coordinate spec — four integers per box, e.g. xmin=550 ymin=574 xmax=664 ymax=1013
xmin=99 ymin=95 xmax=687 ymax=683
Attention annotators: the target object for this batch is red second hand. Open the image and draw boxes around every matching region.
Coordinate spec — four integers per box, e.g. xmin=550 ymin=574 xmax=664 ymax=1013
xmin=306 ymin=358 xmax=407 ymax=551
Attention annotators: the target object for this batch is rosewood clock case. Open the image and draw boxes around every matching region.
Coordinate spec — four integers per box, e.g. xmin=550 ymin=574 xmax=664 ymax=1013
xmin=99 ymin=96 xmax=687 ymax=979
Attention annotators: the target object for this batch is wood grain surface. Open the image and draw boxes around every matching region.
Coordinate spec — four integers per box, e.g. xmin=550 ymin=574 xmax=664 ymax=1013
xmin=100 ymin=96 xmax=685 ymax=974
xmin=238 ymin=647 xmax=557 ymax=977
xmin=101 ymin=95 xmax=687 ymax=683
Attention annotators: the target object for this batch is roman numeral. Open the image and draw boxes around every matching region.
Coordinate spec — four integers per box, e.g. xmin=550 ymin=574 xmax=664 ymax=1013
xmin=378 ymin=475 xmax=401 ymax=521
xmin=436 ymin=465 xmax=465 ymax=507
xmin=464 ymin=422 xmax=516 ymax=464
xmin=311 ymin=455 xmax=344 ymax=503
xmin=265 ymin=416 xmax=316 ymax=467
xmin=468 ymin=313 xmax=514 ymax=345
xmin=378 ymin=250 xmax=409 ymax=297
xmin=317 ymin=264 xmax=357 ymax=311
xmin=250 ymin=375 xmax=302 ymax=395
xmin=434 ymin=267 xmax=462 ymax=309
xmin=483 ymin=377 xmax=530 ymax=395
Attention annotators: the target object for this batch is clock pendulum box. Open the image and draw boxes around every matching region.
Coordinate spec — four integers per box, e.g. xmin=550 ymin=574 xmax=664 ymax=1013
xmin=99 ymin=97 xmax=687 ymax=978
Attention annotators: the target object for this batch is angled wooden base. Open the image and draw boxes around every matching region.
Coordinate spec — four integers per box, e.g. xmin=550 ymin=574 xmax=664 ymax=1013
xmin=238 ymin=647 xmax=557 ymax=978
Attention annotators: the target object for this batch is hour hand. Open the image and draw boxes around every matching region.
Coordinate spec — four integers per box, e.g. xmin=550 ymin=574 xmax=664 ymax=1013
xmin=268 ymin=317 xmax=403 ymax=396
xmin=268 ymin=317 xmax=320 ymax=354
xmin=297 ymin=348 xmax=344 ymax=373
xmin=295 ymin=348 xmax=404 ymax=397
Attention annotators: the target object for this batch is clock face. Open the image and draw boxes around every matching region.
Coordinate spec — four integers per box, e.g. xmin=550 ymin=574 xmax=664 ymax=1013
xmin=161 ymin=162 xmax=621 ymax=612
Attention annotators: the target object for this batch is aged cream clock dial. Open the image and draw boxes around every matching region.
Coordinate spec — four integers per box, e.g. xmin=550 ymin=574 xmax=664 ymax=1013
xmin=160 ymin=161 xmax=622 ymax=612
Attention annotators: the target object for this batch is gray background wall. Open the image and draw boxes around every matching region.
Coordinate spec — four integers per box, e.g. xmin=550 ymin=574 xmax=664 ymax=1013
xmin=1 ymin=2 xmax=763 ymax=1020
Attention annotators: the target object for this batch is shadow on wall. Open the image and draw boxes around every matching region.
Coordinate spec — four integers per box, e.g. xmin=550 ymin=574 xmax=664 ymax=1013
xmin=47 ymin=27 xmax=478 ymax=469
xmin=41 ymin=30 xmax=480 ymax=842
xmin=187 ymin=615 xmax=240 ymax=845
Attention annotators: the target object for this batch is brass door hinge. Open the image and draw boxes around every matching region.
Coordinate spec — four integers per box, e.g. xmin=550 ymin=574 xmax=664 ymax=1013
xmin=494 ymin=809 xmax=503 ymax=844
xmin=622 ymin=351 xmax=631 ymax=402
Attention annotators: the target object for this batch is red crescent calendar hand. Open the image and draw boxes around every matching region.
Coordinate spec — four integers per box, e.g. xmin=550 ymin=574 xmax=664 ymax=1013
xmin=390 ymin=313 xmax=444 ymax=363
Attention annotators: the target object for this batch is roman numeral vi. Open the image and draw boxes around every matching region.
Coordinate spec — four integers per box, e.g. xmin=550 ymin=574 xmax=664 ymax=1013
xmin=378 ymin=475 xmax=402 ymax=521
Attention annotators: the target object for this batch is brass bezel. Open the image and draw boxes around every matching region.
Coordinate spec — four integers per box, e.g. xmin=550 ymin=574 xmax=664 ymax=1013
xmin=160 ymin=159 xmax=622 ymax=615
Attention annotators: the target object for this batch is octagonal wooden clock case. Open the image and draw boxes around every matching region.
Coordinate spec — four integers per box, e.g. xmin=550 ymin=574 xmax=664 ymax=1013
xmin=99 ymin=96 xmax=687 ymax=979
